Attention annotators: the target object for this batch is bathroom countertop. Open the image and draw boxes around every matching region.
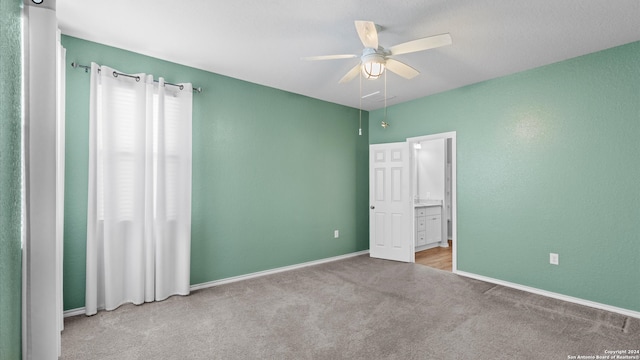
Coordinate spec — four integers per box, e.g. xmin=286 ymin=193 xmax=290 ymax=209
xmin=414 ymin=200 xmax=442 ymax=207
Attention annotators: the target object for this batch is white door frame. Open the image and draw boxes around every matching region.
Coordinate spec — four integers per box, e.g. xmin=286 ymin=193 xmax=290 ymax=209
xmin=407 ymin=132 xmax=457 ymax=272
xmin=23 ymin=2 xmax=61 ymax=358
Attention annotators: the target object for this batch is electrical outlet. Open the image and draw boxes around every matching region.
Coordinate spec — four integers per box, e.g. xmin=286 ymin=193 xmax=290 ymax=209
xmin=549 ymin=253 xmax=559 ymax=265
xmin=334 ymin=230 xmax=339 ymax=238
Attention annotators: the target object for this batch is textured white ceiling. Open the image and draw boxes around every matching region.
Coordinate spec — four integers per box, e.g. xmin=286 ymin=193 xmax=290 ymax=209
xmin=57 ymin=0 xmax=640 ymax=111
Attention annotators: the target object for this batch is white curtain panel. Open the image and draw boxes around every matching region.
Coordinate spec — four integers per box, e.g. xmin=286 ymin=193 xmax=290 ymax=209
xmin=86 ymin=63 xmax=192 ymax=315
xmin=153 ymin=78 xmax=193 ymax=301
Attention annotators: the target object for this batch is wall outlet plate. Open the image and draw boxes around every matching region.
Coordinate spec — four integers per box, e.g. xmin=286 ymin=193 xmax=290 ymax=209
xmin=550 ymin=253 xmax=559 ymax=265
xmin=334 ymin=230 xmax=339 ymax=238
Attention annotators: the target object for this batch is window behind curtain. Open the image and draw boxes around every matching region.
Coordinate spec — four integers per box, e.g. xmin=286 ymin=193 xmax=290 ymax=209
xmin=96 ymin=83 xmax=186 ymax=221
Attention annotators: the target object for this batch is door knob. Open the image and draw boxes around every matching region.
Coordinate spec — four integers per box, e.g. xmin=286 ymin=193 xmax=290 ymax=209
xmin=370 ymin=206 xmax=375 ymax=209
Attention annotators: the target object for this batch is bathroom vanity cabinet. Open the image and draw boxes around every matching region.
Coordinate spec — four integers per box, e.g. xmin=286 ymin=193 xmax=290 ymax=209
xmin=415 ymin=205 xmax=442 ymax=248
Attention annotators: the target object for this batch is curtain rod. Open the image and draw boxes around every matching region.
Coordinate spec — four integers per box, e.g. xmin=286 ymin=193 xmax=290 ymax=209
xmin=70 ymin=62 xmax=202 ymax=93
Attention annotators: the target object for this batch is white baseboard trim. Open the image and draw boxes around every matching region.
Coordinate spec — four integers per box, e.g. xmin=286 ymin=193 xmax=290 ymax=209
xmin=63 ymin=307 xmax=85 ymax=318
xmin=64 ymin=250 xmax=370 ymax=318
xmin=455 ymin=270 xmax=640 ymax=319
xmin=190 ymin=250 xmax=370 ymax=291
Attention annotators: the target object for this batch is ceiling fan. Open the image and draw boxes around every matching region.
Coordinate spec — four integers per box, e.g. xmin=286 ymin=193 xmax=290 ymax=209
xmin=302 ymin=21 xmax=452 ymax=83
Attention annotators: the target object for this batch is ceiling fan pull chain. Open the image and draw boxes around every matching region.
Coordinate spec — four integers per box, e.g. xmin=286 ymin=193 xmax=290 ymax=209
xmin=383 ymin=70 xmax=388 ymax=128
xmin=359 ymin=71 xmax=362 ymax=135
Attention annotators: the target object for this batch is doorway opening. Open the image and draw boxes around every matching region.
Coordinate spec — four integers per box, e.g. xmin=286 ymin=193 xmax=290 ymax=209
xmin=408 ymin=132 xmax=457 ymax=272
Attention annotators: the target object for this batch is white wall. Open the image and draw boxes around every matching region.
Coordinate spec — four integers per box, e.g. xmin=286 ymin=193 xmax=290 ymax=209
xmin=416 ymin=138 xmax=445 ymax=201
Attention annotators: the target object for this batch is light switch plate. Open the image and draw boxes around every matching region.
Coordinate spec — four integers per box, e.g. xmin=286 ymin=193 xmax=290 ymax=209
xmin=550 ymin=253 xmax=559 ymax=265
xmin=334 ymin=230 xmax=339 ymax=238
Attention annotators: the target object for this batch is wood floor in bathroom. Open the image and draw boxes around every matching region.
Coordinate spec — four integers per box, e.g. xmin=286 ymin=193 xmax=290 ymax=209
xmin=415 ymin=241 xmax=452 ymax=272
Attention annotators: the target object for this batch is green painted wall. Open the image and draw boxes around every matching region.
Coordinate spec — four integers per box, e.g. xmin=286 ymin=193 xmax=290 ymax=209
xmin=370 ymin=42 xmax=640 ymax=312
xmin=0 ymin=0 xmax=22 ymax=358
xmin=62 ymin=36 xmax=369 ymax=310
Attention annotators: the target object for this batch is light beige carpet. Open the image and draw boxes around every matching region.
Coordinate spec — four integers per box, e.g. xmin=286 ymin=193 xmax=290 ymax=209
xmin=62 ymin=255 xmax=640 ymax=359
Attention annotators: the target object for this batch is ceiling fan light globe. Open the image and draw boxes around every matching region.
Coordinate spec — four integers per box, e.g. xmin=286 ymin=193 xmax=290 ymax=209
xmin=362 ymin=61 xmax=385 ymax=79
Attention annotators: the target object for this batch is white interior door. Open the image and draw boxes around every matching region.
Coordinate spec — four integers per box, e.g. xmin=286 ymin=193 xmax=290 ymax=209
xmin=369 ymin=142 xmax=412 ymax=262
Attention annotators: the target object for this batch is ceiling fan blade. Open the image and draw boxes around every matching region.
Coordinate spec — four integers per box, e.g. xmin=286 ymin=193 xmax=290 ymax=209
xmin=339 ymin=63 xmax=362 ymax=84
xmin=385 ymin=59 xmax=420 ymax=79
xmin=388 ymin=33 xmax=452 ymax=56
xmin=355 ymin=20 xmax=379 ymax=49
xmin=301 ymin=54 xmax=358 ymax=61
